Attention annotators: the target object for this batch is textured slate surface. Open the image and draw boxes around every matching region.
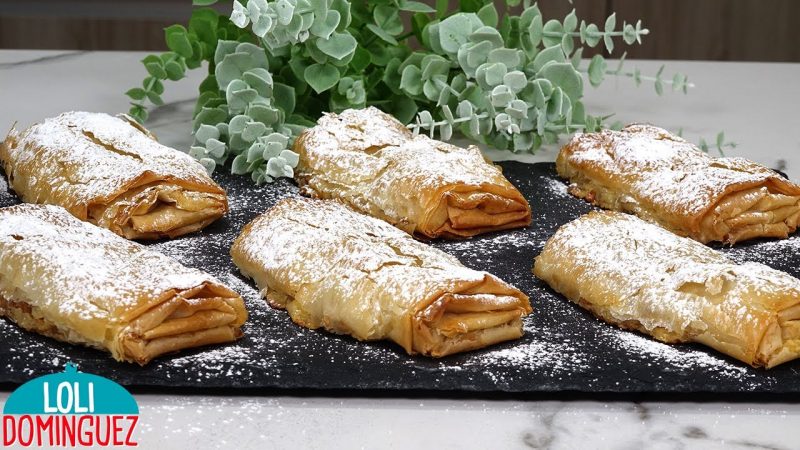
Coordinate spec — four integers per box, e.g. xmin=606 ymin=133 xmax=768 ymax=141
xmin=1 ymin=162 xmax=799 ymax=393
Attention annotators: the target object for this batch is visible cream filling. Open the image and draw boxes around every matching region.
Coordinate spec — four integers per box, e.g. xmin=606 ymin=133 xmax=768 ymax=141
xmin=89 ymin=183 xmax=226 ymax=239
xmin=412 ymin=293 xmax=528 ymax=357
xmin=700 ymin=186 xmax=800 ymax=244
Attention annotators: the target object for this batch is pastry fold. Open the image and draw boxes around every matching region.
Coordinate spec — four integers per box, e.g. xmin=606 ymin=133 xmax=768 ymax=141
xmin=231 ymin=198 xmax=531 ymax=357
xmin=294 ymin=107 xmax=531 ymax=238
xmin=1 ymin=111 xmax=228 ymax=239
xmin=533 ymin=210 xmax=800 ymax=368
xmin=557 ymin=124 xmax=800 ymax=244
xmin=0 ymin=204 xmax=247 ymax=365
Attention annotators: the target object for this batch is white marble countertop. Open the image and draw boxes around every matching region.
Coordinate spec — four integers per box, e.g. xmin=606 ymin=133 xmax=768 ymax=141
xmin=1 ymin=50 xmax=800 ymax=449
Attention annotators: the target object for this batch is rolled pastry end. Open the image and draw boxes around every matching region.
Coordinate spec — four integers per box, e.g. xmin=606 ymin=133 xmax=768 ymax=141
xmin=699 ymin=186 xmax=800 ymax=245
xmin=89 ymin=181 xmax=228 ymax=240
xmin=118 ymin=283 xmax=247 ymax=365
xmin=423 ymin=187 xmax=532 ymax=238
xmin=412 ymin=291 xmax=532 ymax=357
xmin=754 ymin=305 xmax=800 ymax=368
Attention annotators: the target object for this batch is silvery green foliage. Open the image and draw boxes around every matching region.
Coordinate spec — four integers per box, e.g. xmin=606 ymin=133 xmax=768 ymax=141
xmin=405 ymin=3 xmax=688 ymax=153
xmin=129 ymin=0 xmax=695 ymax=185
xmin=190 ymin=40 xmax=299 ymax=183
xmin=232 ymin=0 xmax=358 ymax=95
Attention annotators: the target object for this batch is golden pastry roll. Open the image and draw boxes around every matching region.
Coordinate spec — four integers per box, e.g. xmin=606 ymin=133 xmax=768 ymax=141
xmin=293 ymin=107 xmax=531 ymax=238
xmin=0 ymin=111 xmax=228 ymax=239
xmin=0 ymin=204 xmax=247 ymax=365
xmin=231 ymin=197 xmax=531 ymax=357
xmin=533 ymin=210 xmax=800 ymax=368
xmin=557 ymin=124 xmax=800 ymax=244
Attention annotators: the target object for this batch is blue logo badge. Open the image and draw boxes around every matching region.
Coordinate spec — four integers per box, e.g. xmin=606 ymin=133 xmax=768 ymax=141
xmin=2 ymin=363 xmax=139 ymax=447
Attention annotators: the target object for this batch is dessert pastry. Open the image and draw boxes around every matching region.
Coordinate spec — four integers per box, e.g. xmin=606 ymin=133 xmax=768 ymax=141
xmin=533 ymin=210 xmax=800 ymax=368
xmin=0 ymin=111 xmax=228 ymax=239
xmin=231 ymin=198 xmax=531 ymax=357
xmin=0 ymin=204 xmax=247 ymax=365
xmin=557 ymin=124 xmax=800 ymax=244
xmin=293 ymin=107 xmax=531 ymax=238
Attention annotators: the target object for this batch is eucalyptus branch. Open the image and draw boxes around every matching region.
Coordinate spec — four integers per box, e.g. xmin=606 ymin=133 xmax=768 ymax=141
xmin=125 ymin=0 xmax=698 ymax=183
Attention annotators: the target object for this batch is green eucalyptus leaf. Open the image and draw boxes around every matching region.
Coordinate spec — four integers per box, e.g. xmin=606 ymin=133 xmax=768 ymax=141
xmin=477 ymin=3 xmax=499 ymax=27
xmin=165 ymin=25 xmax=193 ymax=58
xmin=195 ymin=124 xmax=220 ymax=143
xmin=304 ymin=63 xmax=339 ymax=93
xmin=542 ymin=19 xmax=563 ymax=48
xmin=503 ymin=71 xmax=528 ymax=93
xmin=488 ymin=48 xmax=522 ymax=69
xmin=350 ymin=46 xmax=371 ymax=72
xmin=605 ymin=14 xmax=617 ymax=33
xmin=469 ymin=26 xmax=504 ymax=49
xmin=145 ymin=62 xmax=167 ymax=79
xmin=272 ymin=82 xmax=296 ymax=115
xmin=531 ymin=45 xmax=565 ymax=73
xmin=527 ymin=15 xmax=543 ymax=48
xmin=310 ymin=9 xmax=340 ymax=40
xmin=438 ymin=13 xmax=482 ymax=55
xmin=164 ymin=61 xmax=185 ymax=81
xmin=539 ymin=62 xmax=583 ymax=100
xmin=125 ymin=88 xmax=146 ymax=100
xmin=583 ymin=23 xmax=601 ymax=47
xmin=400 ymin=65 xmax=423 ymax=96
xmin=587 ymin=54 xmax=607 ymax=87
xmin=146 ymin=91 xmax=164 ymax=106
xmin=231 ymin=154 xmax=250 ymax=174
xmin=316 ymin=32 xmax=357 ymax=60
xmin=399 ymin=0 xmax=435 ymax=13
xmin=563 ymin=9 xmax=578 ymax=33
xmin=366 ymin=24 xmax=398 ymax=45
xmin=242 ymin=121 xmax=268 ymax=142
xmin=193 ymin=0 xmax=218 ymax=5
xmin=205 ymin=138 xmax=227 ymax=158
xmin=373 ymin=5 xmax=403 ymax=36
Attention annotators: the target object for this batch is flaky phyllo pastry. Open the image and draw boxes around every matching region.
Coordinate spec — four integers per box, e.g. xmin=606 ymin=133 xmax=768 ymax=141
xmin=231 ymin=198 xmax=531 ymax=357
xmin=293 ymin=107 xmax=531 ymax=238
xmin=0 ymin=204 xmax=247 ymax=365
xmin=0 ymin=111 xmax=228 ymax=239
xmin=557 ymin=124 xmax=800 ymax=244
xmin=534 ymin=210 xmax=800 ymax=368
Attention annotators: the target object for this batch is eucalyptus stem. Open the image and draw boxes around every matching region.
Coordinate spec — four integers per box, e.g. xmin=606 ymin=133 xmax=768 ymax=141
xmin=544 ymin=30 xmax=650 ymax=38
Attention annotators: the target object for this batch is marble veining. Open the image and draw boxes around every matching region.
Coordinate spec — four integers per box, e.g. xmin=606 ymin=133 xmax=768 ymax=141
xmin=0 ymin=50 xmax=87 ymax=69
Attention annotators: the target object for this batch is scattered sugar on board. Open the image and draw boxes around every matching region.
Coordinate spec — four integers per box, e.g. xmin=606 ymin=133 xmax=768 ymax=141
xmin=0 ymin=163 xmax=791 ymax=392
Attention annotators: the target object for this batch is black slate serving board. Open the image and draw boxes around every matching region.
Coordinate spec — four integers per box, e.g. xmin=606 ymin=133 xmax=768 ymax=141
xmin=2 ymin=161 xmax=800 ymax=394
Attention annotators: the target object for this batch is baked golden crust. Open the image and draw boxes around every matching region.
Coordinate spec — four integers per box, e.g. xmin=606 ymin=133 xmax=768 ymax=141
xmin=0 ymin=204 xmax=247 ymax=365
xmin=533 ymin=210 xmax=800 ymax=368
xmin=294 ymin=107 xmax=531 ymax=238
xmin=231 ymin=197 xmax=531 ymax=357
xmin=0 ymin=112 xmax=228 ymax=239
xmin=557 ymin=124 xmax=800 ymax=244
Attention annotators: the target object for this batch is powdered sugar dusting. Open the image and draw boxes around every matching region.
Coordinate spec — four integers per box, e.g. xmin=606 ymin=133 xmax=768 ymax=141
xmin=297 ymin=107 xmax=529 ymax=236
xmin=0 ymin=204 xmax=225 ymax=322
xmin=0 ymin=163 xmax=794 ymax=393
xmin=3 ymin=112 xmax=220 ymax=215
xmin=562 ymin=124 xmax=799 ymax=221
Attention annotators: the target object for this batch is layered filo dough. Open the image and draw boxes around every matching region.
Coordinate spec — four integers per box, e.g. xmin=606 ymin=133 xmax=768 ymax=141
xmin=557 ymin=124 xmax=800 ymax=244
xmin=0 ymin=111 xmax=228 ymax=239
xmin=294 ymin=107 xmax=531 ymax=238
xmin=534 ymin=210 xmax=800 ymax=368
xmin=231 ymin=198 xmax=531 ymax=357
xmin=0 ymin=204 xmax=247 ymax=365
